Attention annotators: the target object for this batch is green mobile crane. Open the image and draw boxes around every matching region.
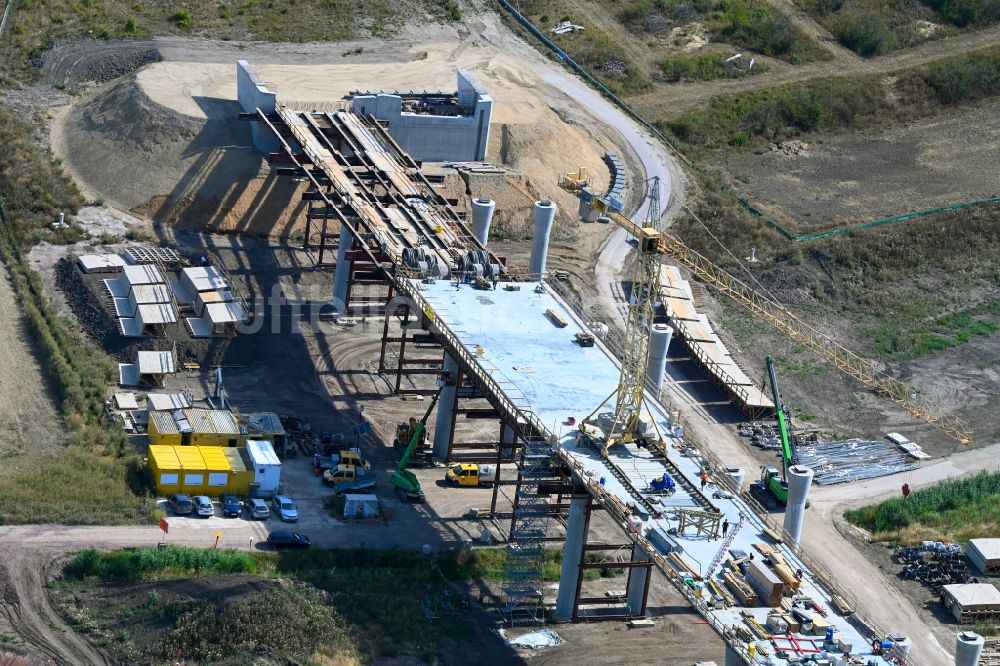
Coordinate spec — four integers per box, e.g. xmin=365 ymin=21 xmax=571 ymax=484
xmin=750 ymin=356 xmax=799 ymax=511
xmin=390 ymin=391 xmax=440 ymax=503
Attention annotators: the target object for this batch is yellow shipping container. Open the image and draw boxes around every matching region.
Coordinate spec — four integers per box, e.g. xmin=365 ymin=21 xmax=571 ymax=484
xmin=223 ymin=447 xmax=254 ymax=496
xmin=199 ymin=446 xmax=232 ymax=497
xmin=148 ymin=412 xmax=182 ymax=447
xmin=186 ymin=409 xmax=242 ymax=447
xmin=148 ymin=445 xmax=182 ymax=495
xmin=175 ymin=446 xmax=207 ymax=495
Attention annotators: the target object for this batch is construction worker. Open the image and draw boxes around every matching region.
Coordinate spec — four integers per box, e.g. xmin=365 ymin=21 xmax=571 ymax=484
xmin=722 ymin=519 xmax=730 ymax=537
xmin=700 ymin=471 xmax=709 ymax=490
xmin=902 ymin=482 xmax=911 ymax=499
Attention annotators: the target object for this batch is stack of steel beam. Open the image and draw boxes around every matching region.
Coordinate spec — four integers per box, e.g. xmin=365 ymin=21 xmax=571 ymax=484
xmin=796 ymin=438 xmax=917 ymax=485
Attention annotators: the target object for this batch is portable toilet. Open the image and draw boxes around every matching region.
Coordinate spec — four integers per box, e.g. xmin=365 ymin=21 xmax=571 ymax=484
xmin=175 ymin=446 xmax=207 ymax=495
xmin=223 ymin=447 xmax=253 ymax=496
xmin=245 ymin=439 xmax=281 ymax=497
xmin=199 ymin=446 xmax=232 ymax=497
xmin=148 ymin=445 xmax=182 ymax=495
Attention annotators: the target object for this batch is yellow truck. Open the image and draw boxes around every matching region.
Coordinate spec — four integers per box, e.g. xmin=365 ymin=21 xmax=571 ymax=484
xmin=445 ymin=463 xmax=497 ymax=488
xmin=322 ymin=464 xmax=376 ymax=495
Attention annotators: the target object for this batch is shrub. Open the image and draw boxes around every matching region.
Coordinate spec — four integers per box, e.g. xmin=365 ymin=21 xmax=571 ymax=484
xmin=661 ymin=53 xmax=762 ymax=81
xmin=834 ymin=15 xmax=899 ymax=56
xmin=66 ymin=547 xmax=260 ymax=581
xmin=922 ymin=48 xmax=1000 ymax=103
xmin=171 ymin=9 xmax=192 ymax=27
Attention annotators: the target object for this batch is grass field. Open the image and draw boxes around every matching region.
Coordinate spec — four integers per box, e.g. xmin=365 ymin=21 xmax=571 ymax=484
xmin=0 ymin=107 xmax=158 ymax=525
xmin=844 ymin=472 xmax=1000 ymax=542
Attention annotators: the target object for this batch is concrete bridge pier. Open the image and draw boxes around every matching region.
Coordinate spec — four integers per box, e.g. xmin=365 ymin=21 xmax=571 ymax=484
xmin=432 ymin=354 xmax=459 ymax=459
xmin=554 ymin=494 xmax=590 ymax=620
xmin=625 ymin=544 xmax=651 ymax=616
xmin=332 ymin=229 xmax=354 ymax=310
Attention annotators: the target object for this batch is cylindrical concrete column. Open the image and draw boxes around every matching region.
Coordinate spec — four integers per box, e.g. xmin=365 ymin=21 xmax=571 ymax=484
xmin=332 ymin=229 xmax=354 ymax=311
xmin=471 ymin=198 xmax=495 ymax=246
xmin=555 ymin=495 xmax=589 ymax=620
xmin=625 ymin=543 xmax=651 ymax=615
xmin=726 ymin=467 xmax=746 ymax=492
xmin=725 ymin=643 xmax=743 ymax=666
xmin=956 ymin=632 xmax=985 ymax=666
xmin=783 ymin=465 xmax=813 ymax=544
xmin=646 ymin=324 xmax=673 ymax=394
xmin=529 ymin=200 xmax=556 ymax=277
xmin=432 ymin=354 xmax=459 ymax=460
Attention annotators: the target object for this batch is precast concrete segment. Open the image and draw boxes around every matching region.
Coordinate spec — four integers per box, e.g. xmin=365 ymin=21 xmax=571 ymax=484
xmin=783 ymin=465 xmax=813 ymax=545
xmin=410 ymin=279 xmax=896 ymax=666
xmin=529 ymin=200 xmax=556 ymax=277
xmin=500 ymin=424 xmax=516 ymax=458
xmin=725 ymin=644 xmax=743 ymax=666
xmin=956 ymin=632 xmax=985 ymax=666
xmin=433 ymin=354 xmax=459 ymax=459
xmin=555 ymin=495 xmax=589 ymax=620
xmin=646 ymin=323 xmax=672 ymax=394
xmin=332 ymin=230 xmax=353 ymax=309
xmin=625 ymin=543 xmax=650 ymax=615
xmin=471 ymin=198 xmax=496 ymax=246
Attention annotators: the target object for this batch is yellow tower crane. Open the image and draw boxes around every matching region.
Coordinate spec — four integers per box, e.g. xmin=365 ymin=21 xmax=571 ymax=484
xmin=580 ymin=176 xmax=667 ymax=454
xmin=559 ymin=169 xmax=974 ymax=447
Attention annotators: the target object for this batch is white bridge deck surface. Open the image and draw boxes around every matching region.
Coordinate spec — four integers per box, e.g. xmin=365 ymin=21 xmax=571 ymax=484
xmin=416 ymin=278 xmax=892 ymax=665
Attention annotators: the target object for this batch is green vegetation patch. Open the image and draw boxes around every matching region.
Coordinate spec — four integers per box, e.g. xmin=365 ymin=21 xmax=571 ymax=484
xmin=845 ymin=471 xmax=1000 ymax=542
xmin=661 ymin=52 xmax=768 ymax=81
xmin=67 ymin=547 xmax=262 ymax=581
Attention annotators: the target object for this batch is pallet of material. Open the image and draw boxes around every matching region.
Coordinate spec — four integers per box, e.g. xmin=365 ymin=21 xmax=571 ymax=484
xmin=753 ymin=543 xmax=802 ymax=591
xmin=724 ymin=571 xmax=758 ymax=606
xmin=745 ymin=557 xmax=785 ymax=607
xmin=545 ymin=308 xmax=568 ymax=328
xmin=830 ymin=594 xmax=854 ymax=615
xmin=708 ymin=578 xmax=736 ymax=607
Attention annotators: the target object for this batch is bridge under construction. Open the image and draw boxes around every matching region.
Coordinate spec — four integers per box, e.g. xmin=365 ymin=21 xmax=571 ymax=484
xmin=238 ymin=59 xmax=944 ymax=665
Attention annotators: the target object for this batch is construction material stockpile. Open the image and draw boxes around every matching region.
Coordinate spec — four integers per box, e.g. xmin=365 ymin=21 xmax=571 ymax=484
xmin=797 ymin=439 xmax=916 ymax=485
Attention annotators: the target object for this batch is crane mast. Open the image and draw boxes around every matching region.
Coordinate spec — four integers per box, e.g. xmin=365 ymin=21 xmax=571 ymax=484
xmin=583 ymin=178 xmax=666 ymax=454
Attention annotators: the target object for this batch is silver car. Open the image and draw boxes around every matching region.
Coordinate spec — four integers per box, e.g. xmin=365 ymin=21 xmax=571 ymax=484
xmin=271 ymin=495 xmax=299 ymax=522
xmin=246 ymin=498 xmax=270 ymax=520
xmin=192 ymin=495 xmax=214 ymax=517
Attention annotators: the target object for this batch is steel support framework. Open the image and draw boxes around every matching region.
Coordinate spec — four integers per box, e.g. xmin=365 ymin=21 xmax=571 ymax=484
xmin=377 ymin=287 xmax=444 ymax=396
xmin=570 ymin=498 xmax=653 ymax=622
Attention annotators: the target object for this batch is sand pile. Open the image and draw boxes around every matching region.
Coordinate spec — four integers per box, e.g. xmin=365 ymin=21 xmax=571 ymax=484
xmin=55 ymin=75 xmax=307 ymax=237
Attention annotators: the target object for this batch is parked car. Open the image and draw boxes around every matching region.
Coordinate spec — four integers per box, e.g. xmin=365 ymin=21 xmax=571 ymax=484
xmin=245 ymin=498 xmax=270 ymax=520
xmin=271 ymin=495 xmax=299 ymax=522
xmin=169 ymin=494 xmax=193 ymax=515
xmin=267 ymin=531 xmax=311 ymax=550
xmin=192 ymin=495 xmax=214 ymax=517
xmin=221 ymin=493 xmax=242 ymax=518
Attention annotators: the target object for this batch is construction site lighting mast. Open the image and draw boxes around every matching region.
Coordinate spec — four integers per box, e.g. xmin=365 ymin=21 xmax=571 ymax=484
xmin=582 ymin=177 xmax=666 ymax=454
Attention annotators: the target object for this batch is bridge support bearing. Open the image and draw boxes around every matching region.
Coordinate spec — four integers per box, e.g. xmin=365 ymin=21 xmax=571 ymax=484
xmin=555 ymin=495 xmax=590 ymax=621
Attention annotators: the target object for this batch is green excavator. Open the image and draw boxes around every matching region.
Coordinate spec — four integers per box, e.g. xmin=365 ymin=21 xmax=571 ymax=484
xmin=390 ymin=391 xmax=440 ymax=503
xmin=750 ymin=356 xmax=801 ymax=511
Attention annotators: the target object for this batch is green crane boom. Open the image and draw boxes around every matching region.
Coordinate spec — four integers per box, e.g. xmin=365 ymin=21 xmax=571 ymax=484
xmin=766 ymin=355 xmax=795 ymax=481
xmin=390 ymin=392 xmax=440 ymax=502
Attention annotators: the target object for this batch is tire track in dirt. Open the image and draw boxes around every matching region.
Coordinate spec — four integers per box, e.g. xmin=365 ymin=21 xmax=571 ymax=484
xmin=0 ymin=545 xmax=110 ymax=666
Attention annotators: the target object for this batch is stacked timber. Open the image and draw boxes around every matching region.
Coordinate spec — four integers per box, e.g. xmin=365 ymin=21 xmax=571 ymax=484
xmin=745 ymin=558 xmax=785 ymax=607
xmin=724 ymin=571 xmax=758 ymax=606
